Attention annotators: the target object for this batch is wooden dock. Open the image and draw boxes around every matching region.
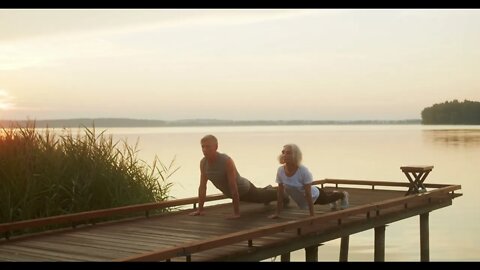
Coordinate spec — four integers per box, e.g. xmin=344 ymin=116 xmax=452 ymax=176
xmin=0 ymin=179 xmax=462 ymax=261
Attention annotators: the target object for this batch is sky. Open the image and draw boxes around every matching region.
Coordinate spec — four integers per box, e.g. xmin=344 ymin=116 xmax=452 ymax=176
xmin=0 ymin=9 xmax=479 ymax=121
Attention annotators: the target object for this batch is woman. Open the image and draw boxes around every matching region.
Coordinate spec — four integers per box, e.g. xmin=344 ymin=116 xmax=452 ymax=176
xmin=268 ymin=143 xmax=349 ymax=218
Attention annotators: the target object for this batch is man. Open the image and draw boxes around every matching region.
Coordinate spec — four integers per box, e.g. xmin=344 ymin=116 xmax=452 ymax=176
xmin=189 ymin=134 xmax=285 ymax=219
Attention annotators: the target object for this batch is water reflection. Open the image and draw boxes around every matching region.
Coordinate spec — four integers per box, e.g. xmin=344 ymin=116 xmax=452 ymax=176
xmin=423 ymin=129 xmax=480 ymax=147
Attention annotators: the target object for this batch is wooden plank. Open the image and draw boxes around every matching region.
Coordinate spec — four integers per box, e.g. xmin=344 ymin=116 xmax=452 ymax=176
xmin=12 ymin=240 xmax=132 ymax=260
xmin=49 ymin=235 xmax=156 ymax=253
xmin=0 ymin=245 xmax=99 ymax=261
xmin=0 ymin=247 xmax=60 ymax=261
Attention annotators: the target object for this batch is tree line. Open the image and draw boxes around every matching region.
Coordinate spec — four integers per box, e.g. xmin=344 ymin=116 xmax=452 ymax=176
xmin=421 ymin=99 xmax=480 ymax=124
xmin=0 ymin=118 xmax=421 ymax=128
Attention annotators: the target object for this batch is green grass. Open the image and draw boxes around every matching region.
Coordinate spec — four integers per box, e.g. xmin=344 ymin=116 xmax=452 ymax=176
xmin=0 ymin=121 xmax=178 ymax=225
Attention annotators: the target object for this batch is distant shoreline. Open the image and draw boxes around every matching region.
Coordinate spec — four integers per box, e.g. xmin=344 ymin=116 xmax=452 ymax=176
xmin=0 ymin=118 xmax=422 ymax=128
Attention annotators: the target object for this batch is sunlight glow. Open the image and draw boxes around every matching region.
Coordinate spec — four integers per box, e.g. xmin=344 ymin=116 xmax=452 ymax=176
xmin=0 ymin=90 xmax=15 ymax=111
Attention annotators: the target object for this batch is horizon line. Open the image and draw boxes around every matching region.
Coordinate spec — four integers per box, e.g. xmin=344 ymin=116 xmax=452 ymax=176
xmin=0 ymin=117 xmax=422 ymax=122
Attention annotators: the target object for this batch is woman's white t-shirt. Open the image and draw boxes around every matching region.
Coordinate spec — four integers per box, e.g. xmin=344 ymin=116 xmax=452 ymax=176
xmin=275 ymin=165 xmax=319 ymax=209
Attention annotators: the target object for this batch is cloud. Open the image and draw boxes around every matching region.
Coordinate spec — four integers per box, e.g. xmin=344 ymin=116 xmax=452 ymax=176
xmin=0 ymin=34 xmax=140 ymax=71
xmin=0 ymin=9 xmax=317 ymax=42
xmin=0 ymin=10 xmax=316 ymax=71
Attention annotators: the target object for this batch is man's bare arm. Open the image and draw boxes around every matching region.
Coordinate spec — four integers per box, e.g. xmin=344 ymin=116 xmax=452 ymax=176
xmin=189 ymin=159 xmax=208 ymax=216
xmin=226 ymin=158 xmax=241 ymax=219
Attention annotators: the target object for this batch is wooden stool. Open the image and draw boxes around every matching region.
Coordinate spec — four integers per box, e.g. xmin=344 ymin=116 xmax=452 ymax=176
xmin=400 ymin=166 xmax=434 ymax=195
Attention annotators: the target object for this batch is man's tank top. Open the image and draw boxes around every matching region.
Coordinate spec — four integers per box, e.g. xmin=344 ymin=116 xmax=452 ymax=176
xmin=202 ymin=152 xmax=251 ymax=197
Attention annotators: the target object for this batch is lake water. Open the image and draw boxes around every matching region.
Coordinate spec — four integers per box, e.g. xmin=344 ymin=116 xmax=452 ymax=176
xmin=98 ymin=125 xmax=479 ymax=261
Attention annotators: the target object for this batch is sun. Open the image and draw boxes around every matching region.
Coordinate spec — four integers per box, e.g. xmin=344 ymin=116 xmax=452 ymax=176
xmin=0 ymin=89 xmax=14 ymax=111
xmin=0 ymin=102 xmax=13 ymax=110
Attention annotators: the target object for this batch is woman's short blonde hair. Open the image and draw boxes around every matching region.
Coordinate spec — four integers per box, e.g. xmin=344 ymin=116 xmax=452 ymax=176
xmin=278 ymin=143 xmax=302 ymax=165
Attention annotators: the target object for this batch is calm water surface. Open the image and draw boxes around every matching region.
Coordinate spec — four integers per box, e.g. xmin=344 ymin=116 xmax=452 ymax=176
xmin=99 ymin=125 xmax=479 ymax=261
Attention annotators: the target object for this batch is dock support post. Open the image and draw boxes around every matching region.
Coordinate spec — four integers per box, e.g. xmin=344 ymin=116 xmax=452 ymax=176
xmin=305 ymin=244 xmax=319 ymax=262
xmin=420 ymin=213 xmax=430 ymax=262
xmin=374 ymin=225 xmax=386 ymax=262
xmin=280 ymin=253 xmax=290 ymax=262
xmin=339 ymin=236 xmax=350 ymax=262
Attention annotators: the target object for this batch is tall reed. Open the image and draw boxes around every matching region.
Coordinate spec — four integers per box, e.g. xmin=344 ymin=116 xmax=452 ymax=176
xmin=0 ymin=122 xmax=178 ymax=224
